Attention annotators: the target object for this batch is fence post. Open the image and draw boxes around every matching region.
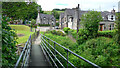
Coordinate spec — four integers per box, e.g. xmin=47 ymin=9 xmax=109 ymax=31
xmin=67 ymin=49 xmax=68 ymax=68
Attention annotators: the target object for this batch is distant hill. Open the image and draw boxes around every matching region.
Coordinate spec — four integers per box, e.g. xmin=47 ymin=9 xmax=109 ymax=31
xmin=44 ymin=11 xmax=64 ymax=15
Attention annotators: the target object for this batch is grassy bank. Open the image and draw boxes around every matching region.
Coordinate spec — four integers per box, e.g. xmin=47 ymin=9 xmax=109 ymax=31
xmin=10 ymin=25 xmax=34 ymax=45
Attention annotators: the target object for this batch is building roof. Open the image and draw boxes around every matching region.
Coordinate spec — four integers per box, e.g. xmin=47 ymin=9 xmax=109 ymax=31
xmin=65 ymin=9 xmax=76 ymax=16
xmin=39 ymin=13 xmax=55 ymax=20
xmin=60 ymin=8 xmax=115 ymax=21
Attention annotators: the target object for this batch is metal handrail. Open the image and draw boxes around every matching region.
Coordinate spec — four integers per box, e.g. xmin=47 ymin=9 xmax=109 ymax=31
xmin=15 ymin=35 xmax=31 ymax=68
xmin=15 ymin=30 xmax=40 ymax=68
xmin=40 ymin=34 xmax=101 ymax=68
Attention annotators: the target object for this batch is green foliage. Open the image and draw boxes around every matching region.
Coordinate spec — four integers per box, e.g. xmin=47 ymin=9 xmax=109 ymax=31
xmin=115 ymin=12 xmax=120 ymax=44
xmin=2 ymin=2 xmax=43 ymax=20
xmin=38 ymin=24 xmax=50 ymax=26
xmin=44 ymin=32 xmax=119 ymax=67
xmin=75 ymin=37 xmax=119 ymax=67
xmin=46 ymin=30 xmax=66 ymax=36
xmin=52 ymin=9 xmax=60 ymax=19
xmin=68 ymin=29 xmax=78 ymax=39
xmin=81 ymin=11 xmax=102 ymax=38
xmin=63 ymin=27 xmax=70 ymax=34
xmin=31 ymin=19 xmax=37 ymax=28
xmin=2 ymin=16 xmax=18 ymax=66
xmin=77 ymin=29 xmax=89 ymax=44
xmin=98 ymin=30 xmax=115 ymax=38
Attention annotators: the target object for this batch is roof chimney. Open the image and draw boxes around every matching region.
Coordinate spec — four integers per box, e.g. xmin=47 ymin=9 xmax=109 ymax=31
xmin=111 ymin=8 xmax=115 ymax=14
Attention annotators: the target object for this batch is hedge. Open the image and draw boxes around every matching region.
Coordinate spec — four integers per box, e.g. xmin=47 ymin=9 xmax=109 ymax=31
xmin=38 ymin=24 xmax=50 ymax=26
xmin=98 ymin=30 xmax=116 ymax=38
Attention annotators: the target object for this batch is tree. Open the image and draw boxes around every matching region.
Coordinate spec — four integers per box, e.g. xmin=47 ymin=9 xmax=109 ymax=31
xmin=30 ymin=19 xmax=37 ymax=32
xmin=52 ymin=9 xmax=59 ymax=19
xmin=2 ymin=16 xmax=18 ymax=66
xmin=115 ymin=12 xmax=120 ymax=44
xmin=81 ymin=11 xmax=102 ymax=38
xmin=2 ymin=2 xmax=43 ymax=22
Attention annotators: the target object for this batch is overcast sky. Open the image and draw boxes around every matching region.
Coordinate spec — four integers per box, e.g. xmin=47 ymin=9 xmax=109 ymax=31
xmin=37 ymin=0 xmax=120 ymax=12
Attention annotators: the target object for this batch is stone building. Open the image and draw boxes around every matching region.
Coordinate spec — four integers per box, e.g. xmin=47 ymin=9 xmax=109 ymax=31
xmin=36 ymin=10 xmax=56 ymax=26
xmin=59 ymin=8 xmax=116 ymax=31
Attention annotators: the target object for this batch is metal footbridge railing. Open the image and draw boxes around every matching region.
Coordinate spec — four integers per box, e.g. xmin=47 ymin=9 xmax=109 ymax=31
xmin=40 ymin=34 xmax=101 ymax=68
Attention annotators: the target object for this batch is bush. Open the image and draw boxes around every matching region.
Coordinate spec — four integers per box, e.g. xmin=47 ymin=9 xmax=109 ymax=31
xmin=47 ymin=30 xmax=66 ymax=36
xmin=63 ymin=27 xmax=70 ymax=34
xmin=68 ymin=29 xmax=78 ymax=39
xmin=76 ymin=37 xmax=119 ymax=67
xmin=38 ymin=24 xmax=50 ymax=26
xmin=77 ymin=29 xmax=89 ymax=44
xmin=2 ymin=16 xmax=18 ymax=66
xmin=98 ymin=30 xmax=115 ymax=38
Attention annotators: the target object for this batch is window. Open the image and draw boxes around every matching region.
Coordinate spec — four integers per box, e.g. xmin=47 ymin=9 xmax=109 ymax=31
xmin=43 ymin=17 xmax=46 ymax=19
xmin=109 ymin=24 xmax=114 ymax=30
xmin=111 ymin=15 xmax=113 ymax=20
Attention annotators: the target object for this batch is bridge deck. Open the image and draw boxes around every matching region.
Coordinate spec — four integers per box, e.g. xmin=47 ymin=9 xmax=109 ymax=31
xmin=29 ymin=35 xmax=52 ymax=68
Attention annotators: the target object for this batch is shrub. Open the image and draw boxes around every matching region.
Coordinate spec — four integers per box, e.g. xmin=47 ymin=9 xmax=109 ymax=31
xmin=63 ymin=27 xmax=70 ymax=34
xmin=38 ymin=24 xmax=50 ymax=26
xmin=47 ymin=30 xmax=66 ymax=36
xmin=76 ymin=37 xmax=119 ymax=67
xmin=98 ymin=30 xmax=115 ymax=38
xmin=68 ymin=29 xmax=78 ymax=39
xmin=77 ymin=29 xmax=89 ymax=44
xmin=2 ymin=16 xmax=18 ymax=66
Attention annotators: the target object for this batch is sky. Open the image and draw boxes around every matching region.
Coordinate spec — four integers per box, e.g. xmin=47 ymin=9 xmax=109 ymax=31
xmin=37 ymin=0 xmax=120 ymax=12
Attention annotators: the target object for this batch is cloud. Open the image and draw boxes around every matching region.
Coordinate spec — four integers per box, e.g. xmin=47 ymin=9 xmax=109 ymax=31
xmin=56 ymin=3 xmax=68 ymax=6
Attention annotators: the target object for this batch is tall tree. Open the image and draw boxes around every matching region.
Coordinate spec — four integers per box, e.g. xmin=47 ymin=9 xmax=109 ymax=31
xmin=2 ymin=2 xmax=43 ymax=21
xmin=81 ymin=11 xmax=102 ymax=38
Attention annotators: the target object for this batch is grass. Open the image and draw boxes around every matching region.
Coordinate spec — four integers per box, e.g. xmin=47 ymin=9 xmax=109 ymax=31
xmin=10 ymin=25 xmax=34 ymax=45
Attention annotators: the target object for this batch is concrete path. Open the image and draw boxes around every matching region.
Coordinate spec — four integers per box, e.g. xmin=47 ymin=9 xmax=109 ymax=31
xmin=29 ymin=35 xmax=52 ymax=68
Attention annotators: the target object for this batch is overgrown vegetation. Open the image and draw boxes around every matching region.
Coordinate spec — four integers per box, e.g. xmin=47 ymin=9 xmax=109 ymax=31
xmin=2 ymin=16 xmax=18 ymax=66
xmin=63 ymin=27 xmax=70 ymax=34
xmin=115 ymin=12 xmax=120 ymax=44
xmin=44 ymin=31 xmax=119 ymax=67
